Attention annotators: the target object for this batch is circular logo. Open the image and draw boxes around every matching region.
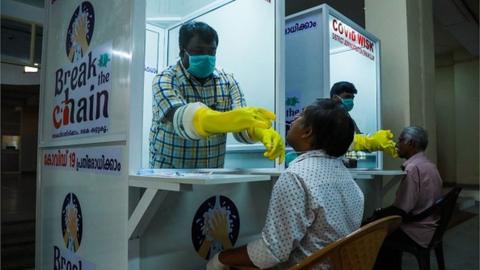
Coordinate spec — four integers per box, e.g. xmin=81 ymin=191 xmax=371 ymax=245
xmin=61 ymin=193 xmax=83 ymax=252
xmin=65 ymin=1 xmax=95 ymax=62
xmin=191 ymin=195 xmax=240 ymax=260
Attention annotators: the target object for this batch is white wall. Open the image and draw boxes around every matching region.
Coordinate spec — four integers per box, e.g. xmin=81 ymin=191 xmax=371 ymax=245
xmin=142 ymin=24 xmax=166 ymax=168
xmin=365 ymin=0 xmax=438 ymax=205
xmin=435 ymin=53 xmax=479 ymax=186
xmin=146 ymin=0 xmax=217 ymax=19
xmin=365 ymin=0 xmax=410 ymax=173
xmin=435 ymin=61 xmax=456 ymax=183
xmin=453 ymin=58 xmax=479 ymax=185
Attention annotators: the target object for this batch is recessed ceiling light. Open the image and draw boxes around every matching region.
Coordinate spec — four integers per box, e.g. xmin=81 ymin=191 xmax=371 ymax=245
xmin=24 ymin=66 xmax=38 ymax=73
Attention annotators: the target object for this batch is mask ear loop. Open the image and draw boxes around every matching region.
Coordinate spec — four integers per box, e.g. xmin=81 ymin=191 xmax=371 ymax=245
xmin=334 ymin=95 xmax=344 ymax=104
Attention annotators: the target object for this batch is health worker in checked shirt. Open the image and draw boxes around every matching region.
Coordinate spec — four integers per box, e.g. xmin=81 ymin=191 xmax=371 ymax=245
xmin=149 ymin=21 xmax=284 ymax=169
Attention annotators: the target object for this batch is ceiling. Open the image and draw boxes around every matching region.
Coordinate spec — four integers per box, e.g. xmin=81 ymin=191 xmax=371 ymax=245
xmin=10 ymin=0 xmax=44 ymax=8
xmin=5 ymin=0 xmax=479 ymax=57
xmin=286 ymin=0 xmax=479 ymax=57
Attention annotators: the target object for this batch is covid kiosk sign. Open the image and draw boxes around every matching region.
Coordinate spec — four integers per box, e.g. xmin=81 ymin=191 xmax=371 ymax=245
xmin=329 ymin=15 xmax=375 ymax=61
xmin=50 ymin=1 xmax=113 ymax=139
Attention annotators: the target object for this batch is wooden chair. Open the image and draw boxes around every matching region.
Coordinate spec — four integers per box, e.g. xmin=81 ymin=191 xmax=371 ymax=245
xmin=288 ymin=216 xmax=402 ymax=270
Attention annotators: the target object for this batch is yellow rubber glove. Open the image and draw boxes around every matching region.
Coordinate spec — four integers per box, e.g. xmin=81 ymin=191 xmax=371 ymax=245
xmin=248 ymin=127 xmax=285 ymax=164
xmin=193 ymin=106 xmax=275 ymax=137
xmin=353 ymin=130 xmax=398 ymax=158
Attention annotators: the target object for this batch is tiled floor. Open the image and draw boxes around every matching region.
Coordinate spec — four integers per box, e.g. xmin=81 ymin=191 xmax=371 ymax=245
xmin=402 ymin=204 xmax=479 ymax=270
xmin=2 ymin=173 xmax=37 ymax=222
xmin=2 ymin=172 xmax=37 ymax=270
xmin=1 ymin=172 xmax=479 ymax=269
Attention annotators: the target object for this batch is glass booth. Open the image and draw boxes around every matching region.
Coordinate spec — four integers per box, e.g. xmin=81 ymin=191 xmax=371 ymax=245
xmin=285 ymin=4 xmax=382 ymax=169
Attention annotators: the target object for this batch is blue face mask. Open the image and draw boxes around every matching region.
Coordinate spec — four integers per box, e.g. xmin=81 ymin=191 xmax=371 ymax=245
xmin=186 ymin=52 xmax=216 ymax=79
xmin=338 ymin=97 xmax=354 ymax=112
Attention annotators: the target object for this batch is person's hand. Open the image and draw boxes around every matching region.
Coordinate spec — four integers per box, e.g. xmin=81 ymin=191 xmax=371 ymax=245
xmin=248 ymin=127 xmax=285 ymax=164
xmin=193 ymin=106 xmax=275 ymax=137
xmin=352 ymin=130 xmax=397 ymax=158
xmin=208 ymin=212 xmax=232 ymax=249
xmin=370 ymin=130 xmax=395 ymax=148
xmin=207 ymin=253 xmax=229 ymax=270
xmin=371 ymin=130 xmax=397 ymax=157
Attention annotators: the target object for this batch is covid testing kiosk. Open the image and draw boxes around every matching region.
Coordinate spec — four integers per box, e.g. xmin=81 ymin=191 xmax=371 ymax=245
xmin=285 ymin=4 xmax=404 ymax=216
xmin=286 ymin=5 xmax=380 ymax=168
xmin=36 ymin=0 xmax=283 ymax=269
xmin=36 ymin=1 xmax=402 ymax=269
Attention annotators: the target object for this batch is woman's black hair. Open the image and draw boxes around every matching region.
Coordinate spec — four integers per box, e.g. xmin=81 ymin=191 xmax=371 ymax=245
xmin=302 ymin=98 xmax=355 ymax=157
xmin=179 ymin=21 xmax=219 ymax=51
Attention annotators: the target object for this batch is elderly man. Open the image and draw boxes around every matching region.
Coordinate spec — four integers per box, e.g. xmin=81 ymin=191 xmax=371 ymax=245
xmin=373 ymin=126 xmax=443 ymax=270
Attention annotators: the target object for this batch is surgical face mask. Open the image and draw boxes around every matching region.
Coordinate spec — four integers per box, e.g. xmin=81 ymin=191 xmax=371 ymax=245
xmin=336 ymin=96 xmax=354 ymax=112
xmin=185 ymin=51 xmax=216 ymax=79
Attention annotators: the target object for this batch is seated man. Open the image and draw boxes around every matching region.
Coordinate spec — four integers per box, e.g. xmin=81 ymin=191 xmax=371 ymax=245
xmin=207 ymin=99 xmax=365 ymax=269
xmin=373 ymin=126 xmax=443 ymax=270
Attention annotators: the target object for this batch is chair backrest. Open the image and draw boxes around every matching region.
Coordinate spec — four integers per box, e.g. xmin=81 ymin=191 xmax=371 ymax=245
xmin=429 ymin=187 xmax=462 ymax=247
xmin=288 ymin=216 xmax=402 ymax=270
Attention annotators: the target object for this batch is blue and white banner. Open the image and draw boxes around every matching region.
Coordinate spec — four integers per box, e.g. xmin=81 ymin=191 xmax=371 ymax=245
xmin=51 ymin=41 xmax=113 ymax=139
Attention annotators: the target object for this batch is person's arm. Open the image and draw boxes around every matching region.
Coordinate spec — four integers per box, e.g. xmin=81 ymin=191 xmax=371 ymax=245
xmin=225 ymin=74 xmax=285 ymax=163
xmin=208 ymin=172 xmax=312 ymax=269
xmin=228 ymin=73 xmax=253 ymax=144
xmin=152 ymin=71 xmax=187 ymax=124
xmin=351 ymin=130 xmax=397 ymax=157
xmin=153 ymin=71 xmax=274 ymax=141
xmin=366 ymin=165 xmax=421 ymax=224
xmin=393 ymin=166 xmax=421 ymax=213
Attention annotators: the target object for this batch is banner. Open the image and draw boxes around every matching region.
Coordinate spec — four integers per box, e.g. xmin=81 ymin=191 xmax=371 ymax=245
xmin=43 ymin=146 xmax=122 ymax=174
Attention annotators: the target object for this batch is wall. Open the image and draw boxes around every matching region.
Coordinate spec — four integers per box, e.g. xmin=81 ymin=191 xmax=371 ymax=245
xmin=435 ymin=57 xmax=456 ymax=183
xmin=365 ymin=0 xmax=438 ymax=205
xmin=286 ymin=0 xmax=365 ymax=26
xmin=1 ymin=63 xmax=41 ymax=85
xmin=454 ymin=58 xmax=479 ymax=185
xmin=364 ymin=0 xmax=410 ymax=172
xmin=436 ymin=51 xmax=479 ymax=185
xmin=146 ymin=0 xmax=217 ymax=19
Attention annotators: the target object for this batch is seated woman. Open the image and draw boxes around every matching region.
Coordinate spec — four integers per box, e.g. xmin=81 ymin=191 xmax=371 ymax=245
xmin=207 ymin=99 xmax=365 ymax=269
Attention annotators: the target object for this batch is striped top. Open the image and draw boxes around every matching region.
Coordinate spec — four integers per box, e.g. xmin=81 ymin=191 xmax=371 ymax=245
xmin=149 ymin=61 xmax=252 ymax=168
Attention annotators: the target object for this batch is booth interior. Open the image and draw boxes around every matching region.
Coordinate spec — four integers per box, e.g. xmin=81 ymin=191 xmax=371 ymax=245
xmin=129 ymin=0 xmax=282 ymax=269
xmin=127 ymin=1 xmax=403 ymax=269
xmin=141 ymin=0 xmax=279 ymax=170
